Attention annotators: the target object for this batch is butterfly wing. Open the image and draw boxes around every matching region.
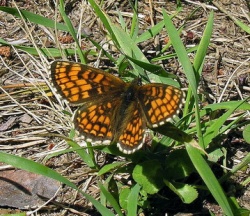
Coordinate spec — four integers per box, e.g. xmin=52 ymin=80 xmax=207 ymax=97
xmin=116 ymin=102 xmax=147 ymax=154
xmin=51 ymin=61 xmax=126 ymax=104
xmin=138 ymin=83 xmax=184 ymax=128
xmin=74 ymin=98 xmax=123 ymax=145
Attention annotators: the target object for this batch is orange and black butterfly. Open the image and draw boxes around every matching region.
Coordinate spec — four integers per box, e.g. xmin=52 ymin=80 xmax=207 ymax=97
xmin=51 ymin=61 xmax=184 ymax=154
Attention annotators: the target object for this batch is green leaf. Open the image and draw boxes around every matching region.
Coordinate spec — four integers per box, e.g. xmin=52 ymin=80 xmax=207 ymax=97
xmin=202 ymin=100 xmax=250 ymax=113
xmin=98 ymin=162 xmax=127 ymax=176
xmin=135 ymin=20 xmax=165 ymax=43
xmin=87 ymin=0 xmax=163 ymax=83
xmin=208 ymin=148 xmax=224 ymax=163
xmin=119 ymin=187 xmax=131 ymax=210
xmin=152 ymin=122 xmax=192 ymax=144
xmin=162 ymin=10 xmax=197 ymax=90
xmin=193 ymin=11 xmax=214 ymax=78
xmin=219 ymin=152 xmax=250 ymax=184
xmin=164 ymin=180 xmax=198 ymax=204
xmin=132 ymin=160 xmax=164 ymax=194
xmin=243 ymin=124 xmax=250 ymax=144
xmin=58 ymin=0 xmax=86 ymax=63
xmin=162 ymin=9 xmax=205 ymax=150
xmin=165 ymin=149 xmax=196 ymax=180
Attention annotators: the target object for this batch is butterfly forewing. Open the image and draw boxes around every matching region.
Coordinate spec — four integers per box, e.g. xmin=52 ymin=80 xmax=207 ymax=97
xmin=138 ymin=84 xmax=184 ymax=128
xmin=51 ymin=61 xmax=125 ymax=104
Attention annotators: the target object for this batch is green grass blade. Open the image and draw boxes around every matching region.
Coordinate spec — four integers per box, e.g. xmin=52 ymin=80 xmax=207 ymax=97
xmin=162 ymin=10 xmax=197 ymax=90
xmin=220 ymin=152 xmax=250 ymax=183
xmin=127 ymin=184 xmax=141 ymax=216
xmin=87 ymin=0 xmax=163 ymax=82
xmin=58 ymin=0 xmax=86 ymax=63
xmin=130 ymin=1 xmax=139 ymax=39
xmin=162 ymin=9 xmax=203 ymax=147
xmin=135 ymin=20 xmax=165 ymax=43
xmin=66 ymin=139 xmax=97 ymax=169
xmin=213 ymin=2 xmax=250 ymax=34
xmin=0 ymin=6 xmax=68 ymax=31
xmin=98 ymin=182 xmax=123 ymax=216
xmin=186 ymin=144 xmax=234 ymax=216
xmin=202 ymin=100 xmax=250 ymax=112
xmin=110 ymin=24 xmax=150 ymax=79
xmin=0 ymin=38 xmax=88 ymax=57
xmin=193 ymin=11 xmax=214 ymax=76
xmin=87 ymin=0 xmax=118 ymax=45
xmin=204 ymin=100 xmax=247 ymax=147
xmin=98 ymin=162 xmax=127 ymax=176
xmin=152 ymin=46 xmax=198 ymax=62
xmin=0 ymin=152 xmax=115 ymax=216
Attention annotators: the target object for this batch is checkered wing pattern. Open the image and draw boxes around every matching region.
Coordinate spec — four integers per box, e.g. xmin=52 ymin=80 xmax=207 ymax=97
xmin=51 ymin=61 xmax=125 ymax=104
xmin=51 ymin=61 xmax=184 ymax=154
xmin=116 ymin=103 xmax=147 ymax=154
xmin=74 ymin=99 xmax=122 ymax=145
xmin=138 ymin=84 xmax=184 ymax=128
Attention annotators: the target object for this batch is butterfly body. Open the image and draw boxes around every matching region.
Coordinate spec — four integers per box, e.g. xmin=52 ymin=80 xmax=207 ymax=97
xmin=51 ymin=61 xmax=184 ymax=154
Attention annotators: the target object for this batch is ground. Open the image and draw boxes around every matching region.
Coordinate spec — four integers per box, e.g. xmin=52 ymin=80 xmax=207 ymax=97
xmin=0 ymin=0 xmax=249 ymax=215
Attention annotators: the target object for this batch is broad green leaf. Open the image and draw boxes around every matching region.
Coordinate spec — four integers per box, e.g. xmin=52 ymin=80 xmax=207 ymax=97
xmin=208 ymin=148 xmax=224 ymax=163
xmin=165 ymin=149 xmax=196 ymax=180
xmin=119 ymin=187 xmax=131 ymax=210
xmin=164 ymin=180 xmax=198 ymax=204
xmin=132 ymin=160 xmax=164 ymax=194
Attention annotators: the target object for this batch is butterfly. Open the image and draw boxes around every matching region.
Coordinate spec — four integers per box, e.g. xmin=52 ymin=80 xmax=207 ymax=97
xmin=51 ymin=61 xmax=184 ymax=154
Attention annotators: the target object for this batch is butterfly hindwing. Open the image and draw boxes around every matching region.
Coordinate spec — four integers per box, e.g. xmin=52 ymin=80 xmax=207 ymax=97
xmin=117 ymin=102 xmax=147 ymax=154
xmin=74 ymin=99 xmax=121 ymax=145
